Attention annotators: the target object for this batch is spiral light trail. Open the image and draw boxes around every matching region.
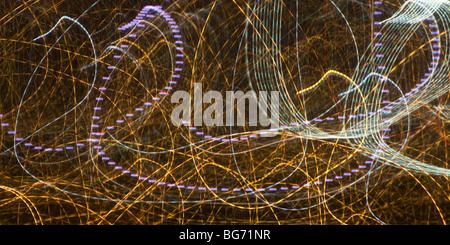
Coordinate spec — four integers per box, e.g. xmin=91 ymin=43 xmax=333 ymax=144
xmin=0 ymin=0 xmax=450 ymax=225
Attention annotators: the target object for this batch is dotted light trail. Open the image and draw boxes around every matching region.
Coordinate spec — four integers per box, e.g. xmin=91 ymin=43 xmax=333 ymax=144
xmin=0 ymin=0 xmax=450 ymax=225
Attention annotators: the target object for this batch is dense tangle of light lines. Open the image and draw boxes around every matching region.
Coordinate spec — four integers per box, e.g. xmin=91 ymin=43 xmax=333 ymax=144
xmin=0 ymin=0 xmax=450 ymax=224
